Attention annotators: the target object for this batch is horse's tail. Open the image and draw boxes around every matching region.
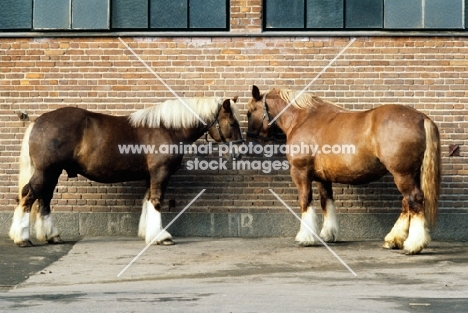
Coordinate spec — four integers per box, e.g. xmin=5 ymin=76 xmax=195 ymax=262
xmin=420 ymin=118 xmax=441 ymax=230
xmin=9 ymin=122 xmax=37 ymax=241
xmin=18 ymin=122 xmax=36 ymax=201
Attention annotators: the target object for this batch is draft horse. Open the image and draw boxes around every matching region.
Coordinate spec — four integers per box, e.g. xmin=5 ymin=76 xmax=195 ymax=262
xmin=247 ymin=86 xmax=440 ymax=254
xmin=10 ymin=97 xmax=243 ymax=247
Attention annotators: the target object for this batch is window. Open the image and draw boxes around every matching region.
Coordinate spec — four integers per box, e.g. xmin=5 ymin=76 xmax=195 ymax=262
xmin=30 ymin=0 xmax=110 ymax=30
xmin=264 ymin=0 xmax=466 ymax=31
xmin=111 ymin=0 xmax=227 ymax=30
xmin=0 ymin=0 xmax=229 ymax=32
xmin=0 ymin=0 xmax=33 ymax=30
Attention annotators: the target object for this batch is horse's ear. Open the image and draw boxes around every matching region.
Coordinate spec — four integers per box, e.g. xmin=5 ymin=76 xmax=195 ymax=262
xmin=252 ymin=85 xmax=262 ymax=101
xmin=232 ymin=96 xmax=238 ymax=103
xmin=222 ymin=99 xmax=232 ymax=112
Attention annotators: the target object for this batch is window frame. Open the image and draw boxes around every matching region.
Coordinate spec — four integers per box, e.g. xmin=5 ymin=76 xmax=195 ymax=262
xmin=262 ymin=0 xmax=467 ymax=32
xmin=0 ymin=0 xmax=231 ymax=33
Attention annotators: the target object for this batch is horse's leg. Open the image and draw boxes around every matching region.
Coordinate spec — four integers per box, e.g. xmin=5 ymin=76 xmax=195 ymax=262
xmin=138 ymin=189 xmax=150 ymax=239
xmin=383 ymin=212 xmax=410 ymax=250
xmin=32 ymin=169 xmax=62 ymax=244
xmin=144 ymin=171 xmax=173 ymax=245
xmin=34 ymin=182 xmax=62 ymax=244
xmin=10 ymin=167 xmax=59 ymax=246
xmin=291 ymin=166 xmax=318 ymax=246
xmin=402 ymin=183 xmax=429 ymax=255
xmin=384 ymin=174 xmax=429 ymax=254
xmin=35 ymin=199 xmax=62 ymax=244
xmin=9 ymin=184 xmax=36 ymax=247
xmin=383 ymin=173 xmax=411 ymax=249
xmin=317 ymin=182 xmax=339 ymax=242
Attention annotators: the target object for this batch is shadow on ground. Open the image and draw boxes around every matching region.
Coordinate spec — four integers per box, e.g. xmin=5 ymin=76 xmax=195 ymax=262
xmin=0 ymin=237 xmax=79 ymax=290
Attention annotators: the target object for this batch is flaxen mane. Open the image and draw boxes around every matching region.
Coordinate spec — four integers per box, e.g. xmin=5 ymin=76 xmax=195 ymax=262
xmin=278 ymin=89 xmax=345 ymax=111
xmin=129 ymin=97 xmax=239 ymax=128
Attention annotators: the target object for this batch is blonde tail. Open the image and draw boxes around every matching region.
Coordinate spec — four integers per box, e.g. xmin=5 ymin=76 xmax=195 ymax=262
xmin=18 ymin=122 xmax=36 ymax=199
xmin=420 ymin=118 xmax=441 ymax=230
xmin=9 ymin=122 xmax=36 ymax=243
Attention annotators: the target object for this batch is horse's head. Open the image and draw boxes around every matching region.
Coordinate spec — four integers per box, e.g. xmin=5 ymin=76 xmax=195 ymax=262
xmin=206 ymin=97 xmax=243 ymax=160
xmin=246 ymin=85 xmax=276 ymax=143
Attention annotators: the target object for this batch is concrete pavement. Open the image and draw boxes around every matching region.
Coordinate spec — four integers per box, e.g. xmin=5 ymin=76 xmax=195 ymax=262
xmin=1 ymin=236 xmax=468 ymax=312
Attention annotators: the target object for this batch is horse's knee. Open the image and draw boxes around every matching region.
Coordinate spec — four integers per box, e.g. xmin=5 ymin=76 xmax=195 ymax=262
xmin=407 ymin=189 xmax=424 ymax=213
xmin=150 ymin=198 xmax=161 ymax=211
xmin=18 ymin=184 xmax=36 ymax=211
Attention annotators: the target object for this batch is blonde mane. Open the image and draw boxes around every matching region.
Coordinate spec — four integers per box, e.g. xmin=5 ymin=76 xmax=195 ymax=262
xmin=278 ymin=89 xmax=344 ymax=111
xmin=129 ymin=97 xmax=239 ymax=128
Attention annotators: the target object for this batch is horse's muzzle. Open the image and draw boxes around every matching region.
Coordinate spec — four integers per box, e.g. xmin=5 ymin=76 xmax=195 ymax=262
xmin=220 ymin=140 xmax=243 ymax=161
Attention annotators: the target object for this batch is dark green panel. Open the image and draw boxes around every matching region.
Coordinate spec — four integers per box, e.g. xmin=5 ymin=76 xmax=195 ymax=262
xmin=384 ymin=0 xmax=422 ymax=29
xmin=72 ymin=0 xmax=110 ymax=29
xmin=424 ymin=0 xmax=464 ymax=29
xmin=265 ymin=0 xmax=305 ymax=29
xmin=33 ymin=0 xmax=71 ymax=29
xmin=466 ymin=0 xmax=468 ymax=30
xmin=306 ymin=0 xmax=343 ymax=29
xmin=0 ymin=0 xmax=32 ymax=29
xmin=345 ymin=0 xmax=383 ymax=29
xmin=150 ymin=0 xmax=187 ymax=29
xmin=111 ymin=0 xmax=148 ymax=29
xmin=189 ymin=0 xmax=227 ymax=29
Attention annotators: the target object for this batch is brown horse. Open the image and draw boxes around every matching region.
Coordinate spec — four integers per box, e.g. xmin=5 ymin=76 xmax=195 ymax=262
xmin=10 ymin=97 xmax=243 ymax=247
xmin=247 ymin=85 xmax=440 ymax=254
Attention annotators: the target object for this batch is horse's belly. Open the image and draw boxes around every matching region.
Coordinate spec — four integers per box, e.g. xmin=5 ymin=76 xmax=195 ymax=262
xmin=82 ymin=170 xmax=148 ymax=183
xmin=316 ymin=158 xmax=388 ymax=185
xmin=328 ymin=170 xmax=388 ymax=185
xmin=69 ymin=165 xmax=148 ymax=184
xmin=67 ymin=156 xmax=149 ymax=183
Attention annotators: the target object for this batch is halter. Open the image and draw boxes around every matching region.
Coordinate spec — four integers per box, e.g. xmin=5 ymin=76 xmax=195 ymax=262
xmin=205 ymin=100 xmax=244 ymax=145
xmin=246 ymin=93 xmax=279 ymax=142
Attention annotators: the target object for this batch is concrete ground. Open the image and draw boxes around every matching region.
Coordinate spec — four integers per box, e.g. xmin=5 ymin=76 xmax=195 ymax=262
xmin=1 ymin=236 xmax=468 ymax=312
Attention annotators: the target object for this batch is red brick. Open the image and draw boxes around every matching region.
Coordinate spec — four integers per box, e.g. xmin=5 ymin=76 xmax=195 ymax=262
xmin=0 ymin=26 xmax=466 ymax=216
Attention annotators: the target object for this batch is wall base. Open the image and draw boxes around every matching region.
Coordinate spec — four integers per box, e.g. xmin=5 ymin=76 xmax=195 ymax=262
xmin=1 ymin=212 xmax=467 ymax=241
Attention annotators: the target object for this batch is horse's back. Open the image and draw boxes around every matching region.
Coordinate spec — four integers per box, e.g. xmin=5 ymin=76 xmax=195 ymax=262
xmin=28 ymin=107 xmax=138 ymax=178
xmin=288 ymin=104 xmax=429 ymax=184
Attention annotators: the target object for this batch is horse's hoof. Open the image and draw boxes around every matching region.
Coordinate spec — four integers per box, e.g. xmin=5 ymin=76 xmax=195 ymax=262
xmin=17 ymin=240 xmax=34 ymax=247
xmin=382 ymin=242 xmax=394 ymax=249
xmin=157 ymin=239 xmax=175 ymax=246
xmin=320 ymin=234 xmax=337 ymax=243
xmin=404 ymin=249 xmax=422 ymax=255
xmin=320 ymin=229 xmax=338 ymax=243
xmin=382 ymin=241 xmax=404 ymax=250
xmin=48 ymin=236 xmax=64 ymax=244
xmin=294 ymin=241 xmax=316 ymax=247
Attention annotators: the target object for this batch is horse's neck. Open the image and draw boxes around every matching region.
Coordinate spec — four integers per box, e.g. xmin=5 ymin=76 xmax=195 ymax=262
xmin=269 ymin=103 xmax=302 ymax=137
xmin=271 ymin=100 xmax=346 ymax=136
xmin=172 ymin=124 xmax=207 ymax=143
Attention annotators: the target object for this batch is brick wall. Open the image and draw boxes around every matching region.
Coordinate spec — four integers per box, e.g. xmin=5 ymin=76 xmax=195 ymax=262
xmin=0 ymin=1 xmax=467 ymax=219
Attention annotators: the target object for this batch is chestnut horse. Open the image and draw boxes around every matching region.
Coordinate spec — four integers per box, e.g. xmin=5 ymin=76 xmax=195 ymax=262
xmin=247 ymin=86 xmax=440 ymax=254
xmin=10 ymin=97 xmax=243 ymax=247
